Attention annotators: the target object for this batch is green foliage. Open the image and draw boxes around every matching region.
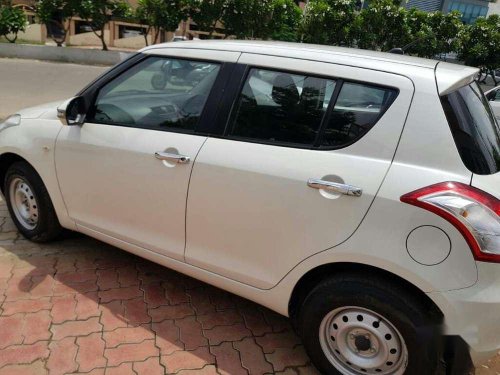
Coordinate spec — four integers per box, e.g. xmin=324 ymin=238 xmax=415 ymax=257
xmin=136 ymin=0 xmax=186 ymax=44
xmin=36 ymin=0 xmax=80 ymax=45
xmin=269 ymin=0 xmax=302 ymax=42
xmin=458 ymin=14 xmax=500 ymax=72
xmin=78 ymin=0 xmax=132 ymax=50
xmin=353 ymin=0 xmax=410 ymax=51
xmin=36 ymin=0 xmax=77 ymax=24
xmin=406 ymin=10 xmax=463 ymax=58
xmin=187 ymin=0 xmax=226 ymax=37
xmin=4 ymin=0 xmax=499 ymax=70
xmin=301 ymin=0 xmax=357 ymax=46
xmin=0 ymin=3 xmax=26 ymax=43
xmin=222 ymin=0 xmax=273 ymax=39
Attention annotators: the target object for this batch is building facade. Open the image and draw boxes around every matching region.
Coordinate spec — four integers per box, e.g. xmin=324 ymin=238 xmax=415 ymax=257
xmin=10 ymin=0 xmax=225 ymax=49
xmin=404 ymin=0 xmax=496 ymax=23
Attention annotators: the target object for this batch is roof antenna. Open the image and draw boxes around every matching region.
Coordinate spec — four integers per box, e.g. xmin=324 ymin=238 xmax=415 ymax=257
xmin=388 ymin=48 xmax=404 ymax=55
xmin=388 ymin=37 xmax=424 ymax=55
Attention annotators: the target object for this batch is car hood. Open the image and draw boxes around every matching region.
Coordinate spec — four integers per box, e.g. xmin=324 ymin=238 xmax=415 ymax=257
xmin=17 ymin=100 xmax=65 ymax=120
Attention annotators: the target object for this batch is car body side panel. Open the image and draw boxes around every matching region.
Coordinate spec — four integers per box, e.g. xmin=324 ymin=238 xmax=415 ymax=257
xmin=427 ymin=262 xmax=500 ymax=366
xmin=471 ymin=172 xmax=500 ymax=199
xmin=185 ymin=55 xmax=416 ymax=289
xmin=391 ymin=65 xmax=472 ymax=177
xmin=0 ymin=117 xmax=76 ymax=230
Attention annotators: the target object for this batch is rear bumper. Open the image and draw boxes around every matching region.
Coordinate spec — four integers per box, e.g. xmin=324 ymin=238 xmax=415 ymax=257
xmin=429 ymin=262 xmax=500 ymax=367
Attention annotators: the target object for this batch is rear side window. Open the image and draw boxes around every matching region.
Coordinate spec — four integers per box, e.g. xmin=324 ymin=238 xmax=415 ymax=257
xmin=321 ymin=82 xmax=397 ymax=147
xmin=441 ymin=82 xmax=500 ymax=175
xmin=228 ymin=69 xmax=336 ymax=146
xmin=227 ymin=68 xmax=397 ymax=148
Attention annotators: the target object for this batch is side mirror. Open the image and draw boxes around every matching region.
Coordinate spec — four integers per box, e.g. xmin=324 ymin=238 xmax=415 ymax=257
xmin=57 ymin=97 xmax=86 ymax=126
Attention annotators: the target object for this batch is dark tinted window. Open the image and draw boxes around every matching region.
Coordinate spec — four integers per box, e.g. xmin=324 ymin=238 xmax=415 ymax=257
xmin=441 ymin=82 xmax=500 ymax=175
xmin=321 ymin=82 xmax=397 ymax=147
xmin=88 ymin=57 xmax=220 ymax=132
xmin=228 ymin=69 xmax=336 ymax=146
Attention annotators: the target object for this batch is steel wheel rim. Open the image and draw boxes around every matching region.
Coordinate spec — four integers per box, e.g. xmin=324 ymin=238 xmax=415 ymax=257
xmin=319 ymin=306 xmax=408 ymax=375
xmin=9 ymin=177 xmax=39 ymax=230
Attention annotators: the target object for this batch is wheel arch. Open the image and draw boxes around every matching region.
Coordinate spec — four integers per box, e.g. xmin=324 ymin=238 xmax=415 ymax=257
xmin=0 ymin=153 xmax=33 ymax=194
xmin=288 ymin=262 xmax=444 ymax=323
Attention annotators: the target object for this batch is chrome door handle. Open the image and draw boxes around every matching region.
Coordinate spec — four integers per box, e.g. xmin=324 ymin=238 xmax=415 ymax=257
xmin=307 ymin=178 xmax=363 ymax=197
xmin=155 ymin=152 xmax=190 ymax=164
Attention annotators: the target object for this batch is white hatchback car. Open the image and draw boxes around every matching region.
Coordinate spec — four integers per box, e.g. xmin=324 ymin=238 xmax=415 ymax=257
xmin=485 ymin=85 xmax=500 ymax=121
xmin=1 ymin=41 xmax=499 ymax=375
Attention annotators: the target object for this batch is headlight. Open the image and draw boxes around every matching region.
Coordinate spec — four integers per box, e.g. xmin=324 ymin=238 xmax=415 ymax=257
xmin=0 ymin=114 xmax=21 ymax=132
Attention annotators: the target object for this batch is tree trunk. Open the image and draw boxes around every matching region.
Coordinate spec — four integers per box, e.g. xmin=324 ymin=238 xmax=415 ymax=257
xmin=90 ymin=23 xmax=108 ymax=51
xmin=100 ymin=34 xmax=108 ymax=51
xmin=5 ymin=34 xmax=17 ymax=43
xmin=95 ymin=29 xmax=108 ymax=51
xmin=143 ymin=26 xmax=151 ymax=46
xmin=55 ymin=28 xmax=68 ymax=47
xmin=154 ymin=28 xmax=161 ymax=45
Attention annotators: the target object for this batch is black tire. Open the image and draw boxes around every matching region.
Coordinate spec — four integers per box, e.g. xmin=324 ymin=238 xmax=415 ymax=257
xmin=4 ymin=161 xmax=62 ymax=242
xmin=297 ymin=273 xmax=443 ymax=375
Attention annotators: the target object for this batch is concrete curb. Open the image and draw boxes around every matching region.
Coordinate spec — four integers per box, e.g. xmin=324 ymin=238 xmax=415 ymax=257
xmin=0 ymin=43 xmax=132 ymax=66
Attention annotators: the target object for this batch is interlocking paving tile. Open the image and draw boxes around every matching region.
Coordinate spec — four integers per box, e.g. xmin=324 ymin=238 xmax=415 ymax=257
xmin=0 ymin=198 xmax=497 ymax=374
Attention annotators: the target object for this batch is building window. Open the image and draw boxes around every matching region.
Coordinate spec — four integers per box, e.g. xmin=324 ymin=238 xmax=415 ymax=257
xmin=448 ymin=1 xmax=488 ymax=24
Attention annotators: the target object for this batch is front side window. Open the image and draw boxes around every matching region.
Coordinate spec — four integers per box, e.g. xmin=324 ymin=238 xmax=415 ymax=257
xmin=88 ymin=56 xmax=220 ymax=132
xmin=441 ymin=82 xmax=500 ymax=175
xmin=227 ymin=69 xmax=336 ymax=146
xmin=321 ymin=82 xmax=397 ymax=147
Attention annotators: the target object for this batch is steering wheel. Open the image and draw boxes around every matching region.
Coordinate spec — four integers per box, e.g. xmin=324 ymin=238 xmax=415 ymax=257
xmin=179 ymin=95 xmax=207 ymax=117
xmin=95 ymin=104 xmax=135 ymax=125
xmin=139 ymin=101 xmax=182 ymax=127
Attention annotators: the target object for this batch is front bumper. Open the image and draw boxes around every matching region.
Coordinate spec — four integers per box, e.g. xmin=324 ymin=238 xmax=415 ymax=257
xmin=429 ymin=262 xmax=500 ymax=367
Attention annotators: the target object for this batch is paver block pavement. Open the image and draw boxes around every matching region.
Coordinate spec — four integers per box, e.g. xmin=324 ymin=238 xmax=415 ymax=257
xmin=0 ymin=197 xmax=497 ymax=374
xmin=0 ymin=199 xmax=316 ymax=374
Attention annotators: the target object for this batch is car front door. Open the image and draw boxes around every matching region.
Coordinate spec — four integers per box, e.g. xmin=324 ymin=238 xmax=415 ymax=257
xmin=55 ymin=50 xmax=239 ymax=261
xmin=185 ymin=54 xmax=415 ymax=288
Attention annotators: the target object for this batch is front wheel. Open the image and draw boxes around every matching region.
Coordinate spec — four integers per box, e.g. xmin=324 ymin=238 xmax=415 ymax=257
xmin=4 ymin=161 xmax=62 ymax=242
xmin=297 ymin=274 xmax=442 ymax=375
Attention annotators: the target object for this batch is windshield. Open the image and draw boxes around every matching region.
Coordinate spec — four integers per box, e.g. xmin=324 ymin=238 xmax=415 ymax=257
xmin=441 ymin=81 xmax=500 ymax=175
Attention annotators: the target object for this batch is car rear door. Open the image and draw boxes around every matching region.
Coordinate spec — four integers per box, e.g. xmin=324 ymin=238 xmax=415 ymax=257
xmin=55 ymin=49 xmax=240 ymax=261
xmin=185 ymin=54 xmax=415 ymax=289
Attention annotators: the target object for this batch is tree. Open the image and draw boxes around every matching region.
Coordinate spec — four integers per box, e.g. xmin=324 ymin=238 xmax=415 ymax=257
xmin=458 ymin=14 xmax=500 ymax=84
xmin=405 ymin=9 xmax=463 ymax=58
xmin=36 ymin=0 xmax=79 ymax=46
xmin=222 ymin=0 xmax=273 ymax=39
xmin=353 ymin=0 xmax=410 ymax=52
xmin=187 ymin=0 xmax=226 ymax=37
xmin=136 ymin=0 xmax=185 ymax=45
xmin=301 ymin=0 xmax=357 ymax=46
xmin=269 ymin=0 xmax=301 ymax=42
xmin=0 ymin=1 xmax=26 ymax=43
xmin=77 ymin=0 xmax=131 ymax=50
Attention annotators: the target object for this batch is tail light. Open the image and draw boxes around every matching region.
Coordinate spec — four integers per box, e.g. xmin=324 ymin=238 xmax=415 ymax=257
xmin=401 ymin=182 xmax=500 ymax=263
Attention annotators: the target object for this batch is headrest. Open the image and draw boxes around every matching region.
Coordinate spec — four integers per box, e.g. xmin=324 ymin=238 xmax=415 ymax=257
xmin=272 ymin=74 xmax=300 ymax=108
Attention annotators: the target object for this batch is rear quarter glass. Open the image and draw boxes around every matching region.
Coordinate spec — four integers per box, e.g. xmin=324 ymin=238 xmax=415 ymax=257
xmin=440 ymin=82 xmax=500 ymax=175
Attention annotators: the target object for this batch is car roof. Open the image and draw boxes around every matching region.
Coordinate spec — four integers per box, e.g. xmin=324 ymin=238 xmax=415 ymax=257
xmin=143 ymin=40 xmax=439 ymax=69
xmin=143 ymin=40 xmax=479 ymax=95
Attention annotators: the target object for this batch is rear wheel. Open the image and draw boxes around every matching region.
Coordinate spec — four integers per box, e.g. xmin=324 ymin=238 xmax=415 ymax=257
xmin=297 ymin=274 xmax=442 ymax=375
xmin=4 ymin=161 xmax=62 ymax=242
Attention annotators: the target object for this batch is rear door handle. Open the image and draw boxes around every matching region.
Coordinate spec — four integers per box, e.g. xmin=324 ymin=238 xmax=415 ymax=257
xmin=155 ymin=152 xmax=190 ymax=164
xmin=307 ymin=178 xmax=362 ymax=197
